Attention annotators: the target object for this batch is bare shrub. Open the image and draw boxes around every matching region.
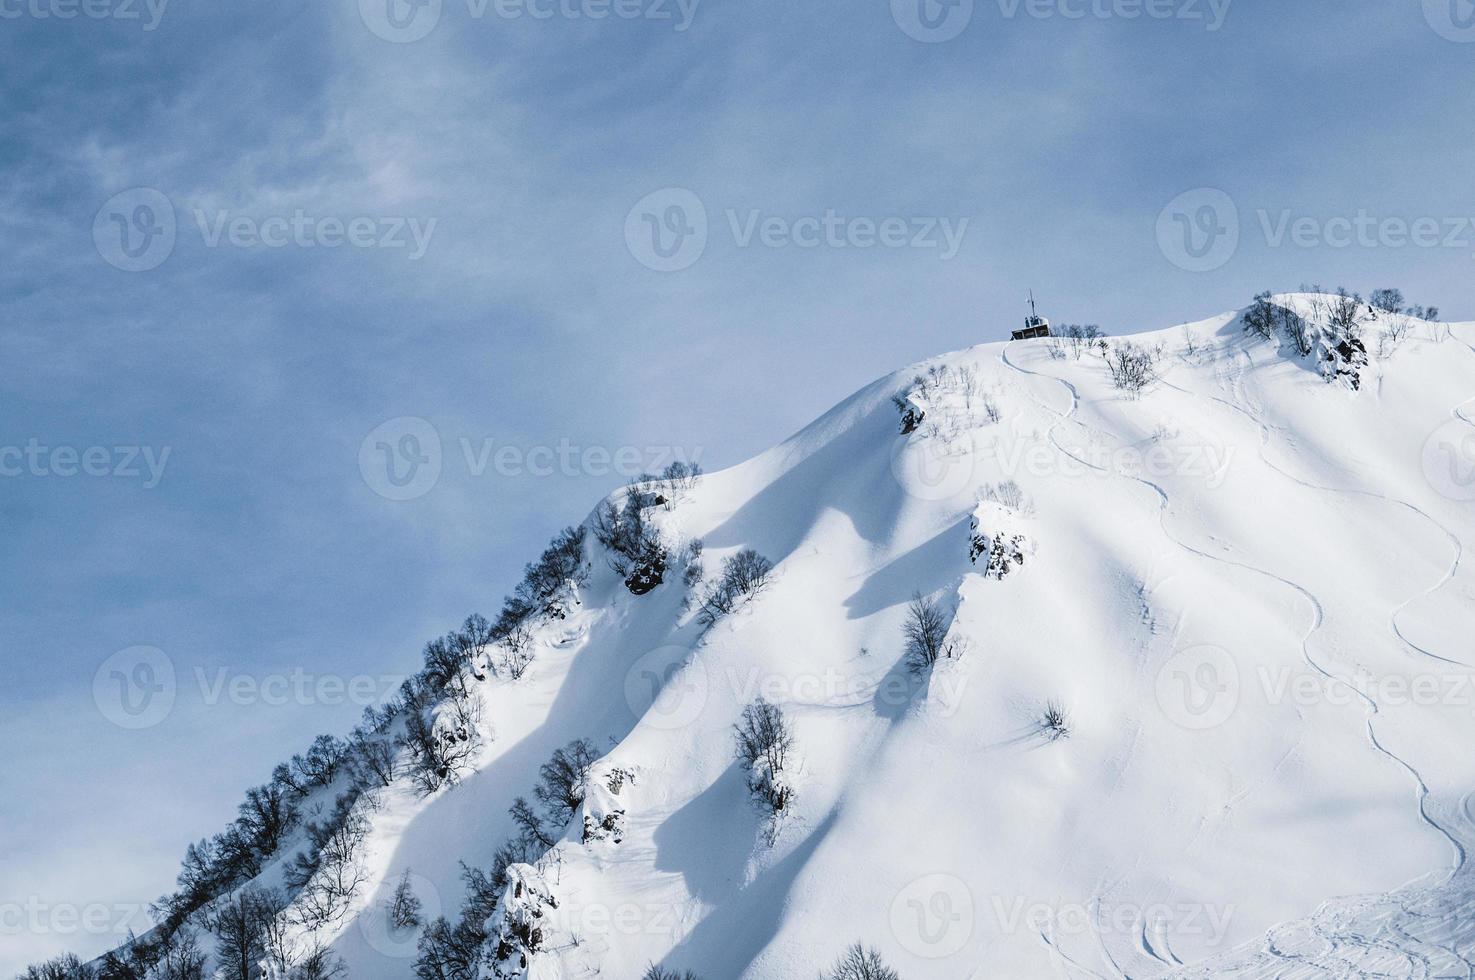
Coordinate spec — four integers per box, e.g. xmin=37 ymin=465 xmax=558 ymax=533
xmin=643 ymin=968 xmax=703 ymax=980
xmin=980 ymin=479 xmax=1030 ymax=514
xmin=1041 ymin=701 xmax=1071 ymax=741
xmin=289 ymin=796 xmax=372 ymax=929
xmin=1060 ymin=323 xmax=1104 ymax=360
xmin=1104 ymin=341 xmax=1159 ymax=397
xmin=697 ymin=549 xmax=774 ymax=627
xmin=825 ymin=944 xmax=900 ymax=980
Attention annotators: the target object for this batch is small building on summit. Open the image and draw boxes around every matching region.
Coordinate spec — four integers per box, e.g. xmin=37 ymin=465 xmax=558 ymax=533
xmin=1011 ymin=292 xmax=1052 ymax=340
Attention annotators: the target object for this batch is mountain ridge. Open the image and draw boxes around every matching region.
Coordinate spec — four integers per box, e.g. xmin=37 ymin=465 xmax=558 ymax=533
xmin=34 ymin=292 xmax=1475 ymax=980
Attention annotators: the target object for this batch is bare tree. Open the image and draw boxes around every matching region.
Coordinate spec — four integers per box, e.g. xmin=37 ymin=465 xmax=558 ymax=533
xmin=1061 ymin=323 xmax=1104 ymax=360
xmin=509 ymin=797 xmax=555 ymax=850
xmin=389 ymin=869 xmax=424 ymax=930
xmin=18 ymin=955 xmax=95 ymax=980
xmin=209 ymin=887 xmax=284 ymax=980
xmin=902 ymin=592 xmax=965 ymax=673
xmin=351 ymin=735 xmax=400 ymax=788
xmin=237 ymin=783 xmax=298 ymax=857
xmin=290 ymin=946 xmax=346 ymax=980
xmin=1369 ymin=288 xmax=1404 ymax=315
xmin=454 ymin=613 xmax=495 ymax=680
xmin=1327 ymin=288 xmax=1366 ymax=337
xmin=534 ymin=739 xmax=601 ymax=825
xmin=152 ymin=930 xmax=208 ymax=980
xmin=825 ymin=944 xmax=900 ymax=980
xmin=734 ymin=698 xmax=794 ymax=815
xmin=1243 ymin=291 xmax=1277 ymax=340
xmin=291 ymin=735 xmax=348 ymax=790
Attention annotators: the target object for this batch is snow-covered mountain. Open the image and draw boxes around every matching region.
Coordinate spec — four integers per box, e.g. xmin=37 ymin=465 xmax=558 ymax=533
xmin=48 ymin=294 xmax=1475 ymax=980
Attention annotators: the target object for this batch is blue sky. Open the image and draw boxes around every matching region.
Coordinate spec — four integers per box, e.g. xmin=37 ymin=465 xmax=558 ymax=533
xmin=2 ymin=0 xmax=1472 ymax=970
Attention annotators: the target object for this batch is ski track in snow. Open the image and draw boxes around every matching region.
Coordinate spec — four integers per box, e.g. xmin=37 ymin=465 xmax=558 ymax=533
xmin=1159 ymin=325 xmax=1475 ymax=980
xmin=1000 ymin=335 xmax=1475 ymax=980
xmin=1192 ymin=343 xmax=1472 ymax=868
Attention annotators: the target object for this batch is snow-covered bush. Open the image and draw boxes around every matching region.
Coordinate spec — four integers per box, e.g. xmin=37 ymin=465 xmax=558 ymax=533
xmin=903 ymin=592 xmax=966 ymax=673
xmin=680 ymin=537 xmax=705 ymax=592
xmin=643 ymin=968 xmax=702 ymax=980
xmin=487 ymin=864 xmax=559 ymax=979
xmin=400 ymin=695 xmax=483 ymax=795
xmin=824 ymin=944 xmax=900 ymax=980
xmin=696 ymin=548 xmax=774 ymax=627
xmin=624 ymin=534 xmax=668 ymax=595
xmin=581 ymin=765 xmax=636 ymax=845
xmin=971 ymin=527 xmax=1030 ymax=579
xmin=594 ymin=491 xmax=670 ymax=594
xmin=734 ymin=698 xmax=794 ymax=817
xmin=970 ymin=484 xmax=1035 ymax=579
xmin=894 ymin=363 xmax=998 ymax=438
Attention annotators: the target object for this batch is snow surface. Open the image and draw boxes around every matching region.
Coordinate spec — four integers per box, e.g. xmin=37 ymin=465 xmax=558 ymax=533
xmin=93 ymin=298 xmax=1475 ymax=978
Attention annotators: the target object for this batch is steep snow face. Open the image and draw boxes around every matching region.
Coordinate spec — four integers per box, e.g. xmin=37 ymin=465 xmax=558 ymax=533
xmin=87 ymin=300 xmax=1475 ymax=979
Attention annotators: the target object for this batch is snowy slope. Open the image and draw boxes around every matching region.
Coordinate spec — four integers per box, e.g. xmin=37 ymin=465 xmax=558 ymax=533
xmin=80 ymin=297 xmax=1475 ymax=979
